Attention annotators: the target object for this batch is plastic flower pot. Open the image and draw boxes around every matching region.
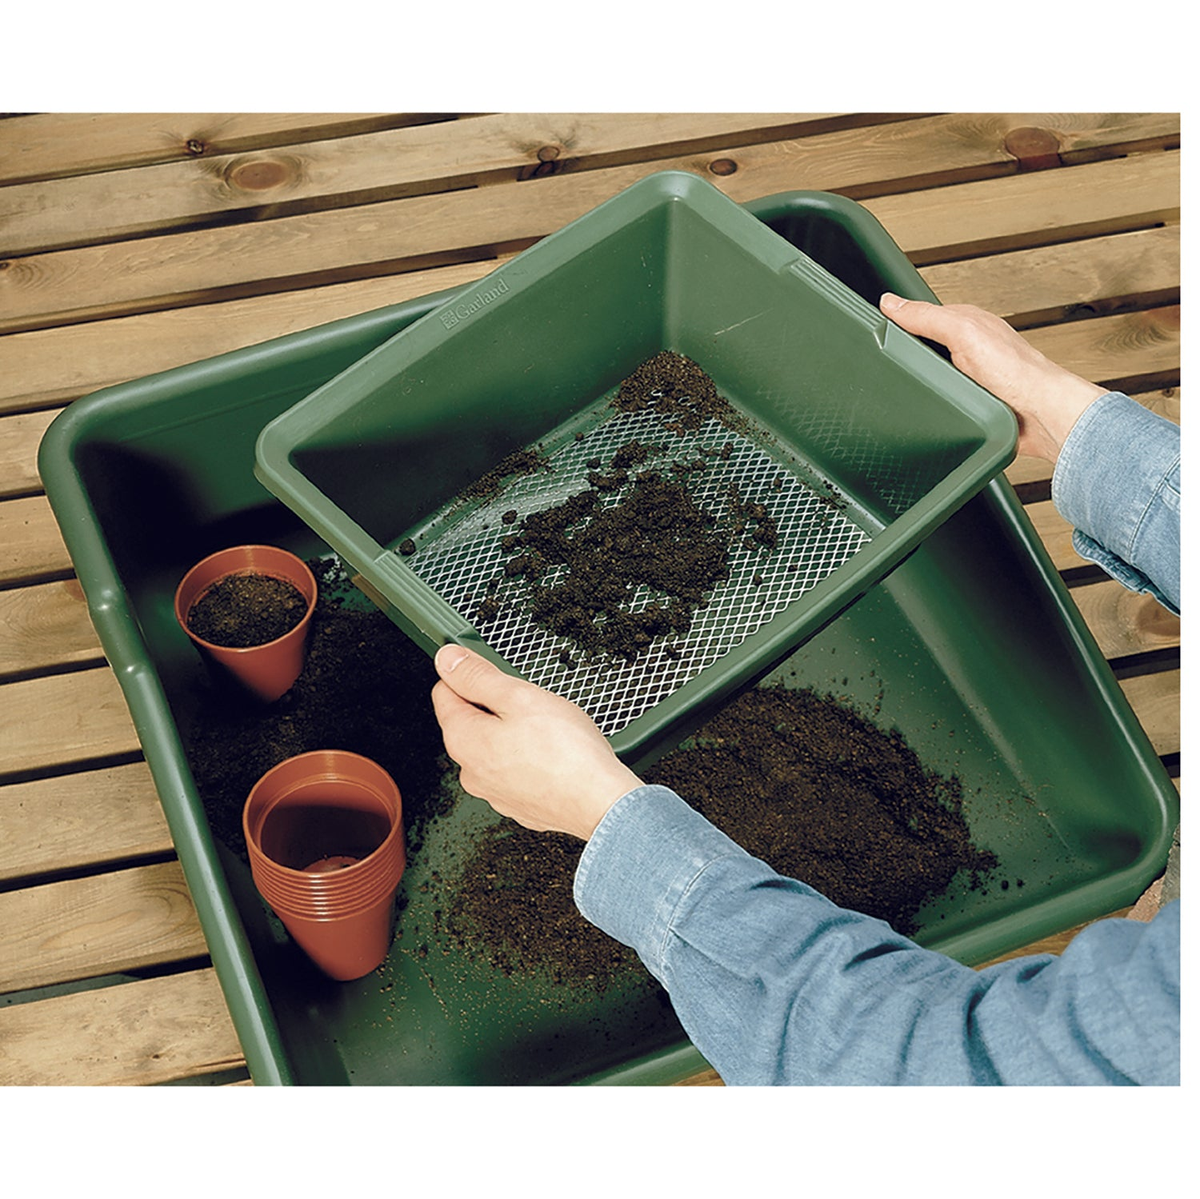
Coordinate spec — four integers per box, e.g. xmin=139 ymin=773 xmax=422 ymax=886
xmin=175 ymin=544 xmax=317 ymax=703
xmin=243 ymin=750 xmax=407 ymax=981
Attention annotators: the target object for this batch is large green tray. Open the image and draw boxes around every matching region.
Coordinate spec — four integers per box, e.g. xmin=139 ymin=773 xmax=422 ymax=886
xmin=38 ymin=189 xmax=1177 ymax=1086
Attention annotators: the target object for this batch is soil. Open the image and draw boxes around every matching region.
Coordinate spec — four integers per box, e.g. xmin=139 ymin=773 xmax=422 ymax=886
xmin=441 ymin=685 xmax=997 ymax=987
xmin=186 ymin=573 xmax=307 ymax=648
xmin=443 ymin=824 xmax=644 ymax=990
xmin=471 ymin=352 xmax=781 ymax=664
xmin=644 ymin=685 xmax=998 ymax=935
xmin=183 ymin=565 xmax=996 ymax=994
xmin=493 ymin=472 xmax=731 ymax=662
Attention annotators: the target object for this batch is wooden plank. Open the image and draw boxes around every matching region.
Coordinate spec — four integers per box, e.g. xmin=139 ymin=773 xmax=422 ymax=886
xmin=864 ymin=149 xmax=1179 ymax=265
xmin=0 ymin=578 xmax=103 ymax=679
xmin=1 ymin=113 xmax=850 ymax=255
xmin=1120 ymin=670 xmax=1180 ymax=757
xmin=0 ymin=666 xmax=140 ymax=777
xmin=1023 ymin=306 xmax=1179 ymax=390
xmin=0 ymin=126 xmax=1179 ymax=334
xmin=0 ymin=859 xmax=208 ymax=993
xmin=1025 ymin=498 xmax=1089 ymax=571
xmin=0 ymin=760 xmax=171 ymax=883
xmin=920 ymin=224 xmax=1180 ymax=325
xmin=1068 ymin=579 xmax=1181 ymax=660
xmin=0 ymin=257 xmax=508 ymax=413
xmin=0 ymin=494 xmax=71 ymax=584
xmin=0 ymin=113 xmax=456 ymax=186
xmin=0 ymin=967 xmax=243 ymax=1085
xmin=0 ymin=407 xmax=55 ymax=496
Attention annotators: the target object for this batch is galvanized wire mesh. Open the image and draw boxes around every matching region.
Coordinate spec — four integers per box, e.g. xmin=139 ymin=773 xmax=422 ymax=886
xmin=405 ymin=405 xmax=872 ymax=737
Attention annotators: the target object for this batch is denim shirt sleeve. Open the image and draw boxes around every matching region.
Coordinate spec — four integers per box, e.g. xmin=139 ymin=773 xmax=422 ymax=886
xmin=1052 ymin=392 xmax=1180 ymax=614
xmin=575 ymin=784 xmax=1180 ymax=1085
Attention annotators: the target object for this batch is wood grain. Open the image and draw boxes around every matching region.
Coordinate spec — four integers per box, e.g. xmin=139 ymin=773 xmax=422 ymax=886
xmin=0 ymin=495 xmax=72 ymax=584
xmin=920 ymin=224 xmax=1179 ymax=324
xmin=0 ymin=760 xmax=171 ymax=882
xmin=1119 ymin=670 xmax=1180 ymax=756
xmin=0 ymin=666 xmax=140 ymax=776
xmin=0 ymin=577 xmax=103 ymax=678
xmin=865 ymin=149 xmax=1179 ymax=264
xmin=0 ymin=257 xmax=509 ymax=414
xmin=1 ymin=113 xmax=846 ymax=254
xmin=0 ymin=967 xmax=243 ymax=1086
xmin=0 ymin=408 xmax=56 ymax=496
xmin=1067 ymin=579 xmax=1181 ymax=660
xmin=1 ymin=121 xmax=1178 ymax=334
xmin=0 ymin=112 xmax=453 ymax=185
xmin=0 ymin=859 xmax=207 ymax=993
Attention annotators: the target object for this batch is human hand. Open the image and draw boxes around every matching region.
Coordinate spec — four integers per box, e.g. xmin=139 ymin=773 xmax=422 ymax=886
xmin=879 ymin=293 xmax=1107 ymax=463
xmin=430 ymin=645 xmax=643 ymax=840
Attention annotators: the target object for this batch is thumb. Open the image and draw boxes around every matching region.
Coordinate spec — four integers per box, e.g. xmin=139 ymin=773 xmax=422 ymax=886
xmin=434 ymin=644 xmax=520 ymax=715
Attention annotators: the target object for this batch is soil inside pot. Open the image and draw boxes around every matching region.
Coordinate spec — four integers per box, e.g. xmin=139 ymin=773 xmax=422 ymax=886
xmin=187 ymin=573 xmax=307 ymax=648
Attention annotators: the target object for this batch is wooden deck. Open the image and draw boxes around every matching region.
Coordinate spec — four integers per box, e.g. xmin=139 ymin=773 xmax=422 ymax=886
xmin=0 ymin=113 xmax=1180 ymax=1086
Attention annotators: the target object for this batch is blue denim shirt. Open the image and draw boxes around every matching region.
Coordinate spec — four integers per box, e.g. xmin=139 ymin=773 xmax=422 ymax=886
xmin=574 ymin=392 xmax=1180 ymax=1085
xmin=1054 ymin=391 xmax=1180 ymax=614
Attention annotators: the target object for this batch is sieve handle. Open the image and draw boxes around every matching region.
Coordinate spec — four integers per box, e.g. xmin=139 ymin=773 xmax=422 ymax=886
xmin=785 ymin=255 xmax=890 ymax=347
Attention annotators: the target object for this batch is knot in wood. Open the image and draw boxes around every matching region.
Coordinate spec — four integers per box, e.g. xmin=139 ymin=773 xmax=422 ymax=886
xmin=1003 ymin=126 xmax=1062 ymax=171
xmin=226 ymin=156 xmax=293 ymax=192
xmin=537 ymin=144 xmax=562 ymax=162
xmin=708 ymin=157 xmax=738 ymax=177
xmin=185 ymin=138 xmax=206 ymax=156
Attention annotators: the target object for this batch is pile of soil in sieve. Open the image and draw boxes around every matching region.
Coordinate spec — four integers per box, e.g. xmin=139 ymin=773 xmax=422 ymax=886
xmin=469 ymin=351 xmax=780 ymax=665
xmin=182 ymin=565 xmax=454 ymax=869
xmin=645 ymin=685 xmax=999 ymax=936
xmin=186 ymin=573 xmax=307 ymax=648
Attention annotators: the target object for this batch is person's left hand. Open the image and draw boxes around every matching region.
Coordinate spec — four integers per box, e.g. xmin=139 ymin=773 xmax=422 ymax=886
xmin=430 ymin=645 xmax=643 ymax=840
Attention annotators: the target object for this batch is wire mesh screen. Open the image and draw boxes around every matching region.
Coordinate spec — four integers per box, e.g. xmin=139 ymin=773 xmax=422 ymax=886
xmin=404 ymin=404 xmax=872 ymax=737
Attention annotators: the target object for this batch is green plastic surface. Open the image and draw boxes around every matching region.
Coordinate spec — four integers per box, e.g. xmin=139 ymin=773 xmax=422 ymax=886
xmin=38 ymin=190 xmax=1177 ymax=1086
xmin=254 ymin=172 xmax=1018 ymax=760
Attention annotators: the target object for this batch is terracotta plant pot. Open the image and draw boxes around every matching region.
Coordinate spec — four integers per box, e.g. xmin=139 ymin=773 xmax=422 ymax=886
xmin=175 ymin=544 xmax=317 ymax=703
xmin=243 ymin=750 xmax=407 ymax=981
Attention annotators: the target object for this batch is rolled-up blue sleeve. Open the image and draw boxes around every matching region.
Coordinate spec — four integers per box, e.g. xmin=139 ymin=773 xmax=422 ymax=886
xmin=1053 ymin=392 xmax=1180 ymax=614
xmin=575 ymin=784 xmax=1180 ymax=1085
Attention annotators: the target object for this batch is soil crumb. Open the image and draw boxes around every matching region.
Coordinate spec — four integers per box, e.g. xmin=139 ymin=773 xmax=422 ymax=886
xmin=186 ymin=573 xmax=307 ymax=648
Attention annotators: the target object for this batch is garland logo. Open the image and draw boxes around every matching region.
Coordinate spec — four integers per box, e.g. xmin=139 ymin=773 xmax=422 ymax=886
xmin=439 ymin=278 xmax=510 ymax=329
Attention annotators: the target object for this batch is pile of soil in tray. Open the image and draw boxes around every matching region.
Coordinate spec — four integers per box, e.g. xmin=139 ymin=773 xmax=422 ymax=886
xmin=645 ymin=684 xmax=999 ymax=935
xmin=440 ymin=682 xmax=998 ymax=989
xmin=182 ymin=564 xmax=454 ymax=868
xmin=186 ymin=573 xmax=307 ymax=647
xmin=443 ymin=823 xmax=645 ymax=992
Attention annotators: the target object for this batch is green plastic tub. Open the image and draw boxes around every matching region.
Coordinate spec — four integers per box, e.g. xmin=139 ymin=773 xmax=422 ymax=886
xmin=38 ymin=188 xmax=1177 ymax=1086
xmin=255 ymin=172 xmax=1018 ymax=762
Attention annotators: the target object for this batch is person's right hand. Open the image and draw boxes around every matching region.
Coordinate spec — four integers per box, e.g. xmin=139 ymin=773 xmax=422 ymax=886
xmin=880 ymin=294 xmax=1107 ymax=464
xmin=430 ymin=644 xmax=643 ymax=841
